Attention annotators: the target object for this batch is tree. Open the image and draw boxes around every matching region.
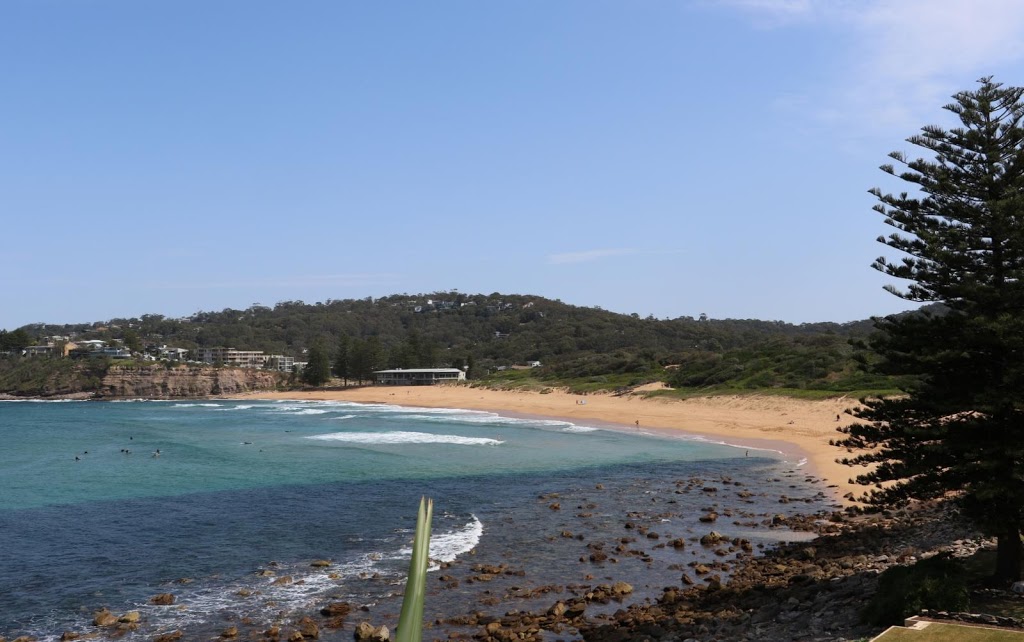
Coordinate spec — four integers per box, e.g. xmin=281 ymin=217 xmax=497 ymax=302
xmin=302 ymin=342 xmax=332 ymax=387
xmin=122 ymin=329 xmax=143 ymax=354
xmin=0 ymin=329 xmax=31 ymax=352
xmin=334 ymin=335 xmax=351 ymax=386
xmin=835 ymin=78 xmax=1024 ymax=581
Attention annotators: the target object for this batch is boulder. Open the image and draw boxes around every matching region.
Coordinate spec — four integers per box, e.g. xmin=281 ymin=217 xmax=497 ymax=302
xmin=92 ymin=610 xmax=117 ymax=627
xmin=221 ymin=626 xmax=239 ymax=638
xmin=612 ymin=581 xmax=633 ymax=596
xmin=320 ymin=602 xmax=351 ymax=617
xmin=310 ymin=560 xmax=331 ymax=568
xmin=297 ymin=616 xmax=320 ymax=639
xmin=150 ymin=593 xmax=176 ymax=605
xmin=354 ymin=622 xmax=390 ymax=642
xmin=153 ymin=632 xmax=183 ymax=642
xmin=118 ymin=611 xmax=140 ymax=624
xmin=699 ymin=532 xmax=723 ymax=546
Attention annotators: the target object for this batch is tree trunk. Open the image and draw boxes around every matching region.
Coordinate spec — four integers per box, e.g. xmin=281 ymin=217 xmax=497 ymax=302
xmin=995 ymin=528 xmax=1022 ymax=583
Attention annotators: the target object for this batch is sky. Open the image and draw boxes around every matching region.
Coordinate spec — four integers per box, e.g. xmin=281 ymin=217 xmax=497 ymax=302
xmin=3 ymin=0 xmax=1024 ymax=330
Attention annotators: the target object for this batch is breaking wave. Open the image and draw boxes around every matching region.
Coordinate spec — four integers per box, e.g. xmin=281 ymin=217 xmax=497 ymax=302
xmin=306 ymin=431 xmax=503 ymax=446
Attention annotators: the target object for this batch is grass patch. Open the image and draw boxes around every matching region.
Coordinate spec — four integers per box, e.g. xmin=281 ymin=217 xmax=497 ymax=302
xmin=874 ymin=622 xmax=1024 ymax=642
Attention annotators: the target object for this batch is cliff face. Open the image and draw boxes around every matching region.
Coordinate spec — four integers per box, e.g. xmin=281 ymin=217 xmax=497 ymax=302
xmin=99 ymin=365 xmax=286 ymax=398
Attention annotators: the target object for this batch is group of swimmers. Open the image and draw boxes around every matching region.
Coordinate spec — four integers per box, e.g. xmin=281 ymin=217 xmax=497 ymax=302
xmin=74 ymin=444 xmax=161 ymax=460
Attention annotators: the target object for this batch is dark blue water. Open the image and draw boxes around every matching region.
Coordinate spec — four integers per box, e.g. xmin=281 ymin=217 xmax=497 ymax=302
xmin=0 ymin=400 xmax=830 ymax=640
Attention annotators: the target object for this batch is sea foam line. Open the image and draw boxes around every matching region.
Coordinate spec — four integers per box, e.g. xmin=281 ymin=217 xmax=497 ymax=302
xmin=306 ymin=431 xmax=503 ymax=446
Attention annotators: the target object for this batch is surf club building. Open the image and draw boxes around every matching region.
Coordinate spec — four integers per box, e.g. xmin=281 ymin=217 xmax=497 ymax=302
xmin=373 ymin=368 xmax=467 ymax=386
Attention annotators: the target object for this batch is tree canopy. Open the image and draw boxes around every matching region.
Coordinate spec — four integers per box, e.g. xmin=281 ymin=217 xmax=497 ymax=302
xmin=836 ymin=77 xmax=1024 ymax=581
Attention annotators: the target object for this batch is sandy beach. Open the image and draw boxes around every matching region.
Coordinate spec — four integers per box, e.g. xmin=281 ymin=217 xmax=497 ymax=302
xmin=239 ymin=385 xmax=865 ymax=504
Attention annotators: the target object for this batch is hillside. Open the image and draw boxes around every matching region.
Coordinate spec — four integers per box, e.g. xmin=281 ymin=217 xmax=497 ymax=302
xmin=3 ymin=292 xmax=904 ymax=396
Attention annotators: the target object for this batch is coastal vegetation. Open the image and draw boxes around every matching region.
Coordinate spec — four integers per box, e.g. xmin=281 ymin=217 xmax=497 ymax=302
xmin=837 ymin=77 xmax=1024 ymax=582
xmin=1 ymin=293 xmax=902 ymax=398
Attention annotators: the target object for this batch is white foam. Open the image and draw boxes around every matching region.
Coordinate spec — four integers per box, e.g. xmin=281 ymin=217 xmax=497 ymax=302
xmin=396 ymin=515 xmax=484 ymax=569
xmin=561 ymin=425 xmax=599 ymax=433
xmin=125 ymin=553 xmax=390 ymax=637
xmin=289 ymin=409 xmax=329 ymax=415
xmin=307 ymin=431 xmax=503 ymax=446
xmin=333 ymin=415 xmax=356 ymax=420
xmin=173 ymin=403 xmax=222 ymax=408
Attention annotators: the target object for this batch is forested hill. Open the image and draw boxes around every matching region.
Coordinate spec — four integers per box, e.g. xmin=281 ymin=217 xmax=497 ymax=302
xmin=8 ymin=292 xmax=903 ymax=394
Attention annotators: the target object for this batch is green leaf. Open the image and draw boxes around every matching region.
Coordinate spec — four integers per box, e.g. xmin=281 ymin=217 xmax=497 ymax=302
xmin=396 ymin=496 xmax=433 ymax=642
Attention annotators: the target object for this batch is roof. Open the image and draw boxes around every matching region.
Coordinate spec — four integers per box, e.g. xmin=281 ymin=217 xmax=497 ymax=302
xmin=373 ymin=368 xmax=464 ymax=374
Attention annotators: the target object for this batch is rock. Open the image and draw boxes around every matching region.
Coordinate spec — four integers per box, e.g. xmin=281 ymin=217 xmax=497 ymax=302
xmin=547 ymin=602 xmax=567 ymax=617
xmin=118 ymin=611 xmax=140 ymax=624
xmin=288 ymin=632 xmax=305 ymax=642
xmin=297 ymin=616 xmax=319 ymax=638
xmin=221 ymin=626 xmax=238 ymax=638
xmin=548 ymin=503 xmax=561 ymax=510
xmin=150 ymin=593 xmax=176 ymax=605
xmin=60 ymin=633 xmax=82 ymax=641
xmin=612 ymin=581 xmax=633 ymax=595
xmin=699 ymin=512 xmax=718 ymax=523
xmin=92 ymin=610 xmax=117 ymax=627
xmin=699 ymin=531 xmax=723 ymax=546
xmin=311 ymin=560 xmax=331 ymax=568
xmin=272 ymin=575 xmax=293 ymax=585
xmin=354 ymin=622 xmax=390 ymax=642
xmin=320 ymin=602 xmax=351 ymax=617
xmin=153 ymin=632 xmax=183 ymax=642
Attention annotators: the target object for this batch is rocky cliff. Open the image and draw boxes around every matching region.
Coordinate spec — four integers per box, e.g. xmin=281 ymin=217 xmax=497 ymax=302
xmin=98 ymin=365 xmax=286 ymax=398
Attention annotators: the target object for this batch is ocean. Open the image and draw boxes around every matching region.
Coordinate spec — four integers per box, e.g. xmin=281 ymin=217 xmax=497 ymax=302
xmin=0 ymin=399 xmax=832 ymax=640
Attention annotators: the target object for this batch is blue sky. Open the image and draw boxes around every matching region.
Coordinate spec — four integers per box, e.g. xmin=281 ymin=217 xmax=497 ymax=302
xmin=4 ymin=0 xmax=1024 ymax=330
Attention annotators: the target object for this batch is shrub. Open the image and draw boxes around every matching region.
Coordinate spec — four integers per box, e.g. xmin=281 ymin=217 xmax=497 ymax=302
xmin=862 ymin=555 xmax=970 ymax=626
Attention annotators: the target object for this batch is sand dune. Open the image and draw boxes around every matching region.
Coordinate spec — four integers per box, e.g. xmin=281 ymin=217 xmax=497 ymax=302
xmin=239 ymin=385 xmax=867 ymax=504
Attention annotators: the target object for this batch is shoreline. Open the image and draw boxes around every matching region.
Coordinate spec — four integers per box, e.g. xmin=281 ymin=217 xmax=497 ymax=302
xmin=235 ymin=385 xmax=864 ymax=505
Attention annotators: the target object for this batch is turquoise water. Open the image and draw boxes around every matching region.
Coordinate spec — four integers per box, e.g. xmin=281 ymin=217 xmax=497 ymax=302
xmin=0 ymin=399 xmax=825 ymax=640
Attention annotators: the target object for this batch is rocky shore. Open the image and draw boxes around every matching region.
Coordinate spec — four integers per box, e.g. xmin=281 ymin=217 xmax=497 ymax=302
xmin=5 ymin=472 xmax=986 ymax=642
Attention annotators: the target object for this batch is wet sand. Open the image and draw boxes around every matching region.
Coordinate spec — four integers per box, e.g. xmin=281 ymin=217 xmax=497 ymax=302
xmin=238 ymin=386 xmax=865 ymax=504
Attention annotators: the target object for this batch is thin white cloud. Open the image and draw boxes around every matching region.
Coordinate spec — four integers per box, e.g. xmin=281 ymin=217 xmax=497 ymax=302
xmin=547 ymin=248 xmax=638 ymax=265
xmin=147 ymin=273 xmax=401 ymax=289
xmin=718 ymin=0 xmax=1024 ymax=136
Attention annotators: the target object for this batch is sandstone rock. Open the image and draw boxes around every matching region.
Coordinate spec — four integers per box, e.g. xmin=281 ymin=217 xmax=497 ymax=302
xmin=321 ymin=602 xmax=352 ymax=617
xmin=310 ymin=560 xmax=331 ymax=568
xmin=118 ymin=611 xmax=140 ymax=624
xmin=150 ymin=593 xmax=175 ymax=605
xmin=699 ymin=531 xmax=723 ymax=546
xmin=60 ymin=633 xmax=81 ymax=641
xmin=699 ymin=512 xmax=718 ymax=523
xmin=297 ymin=616 xmax=319 ymax=638
xmin=612 ymin=581 xmax=633 ymax=595
xmin=354 ymin=622 xmax=390 ymax=642
xmin=92 ymin=610 xmax=117 ymax=627
xmin=153 ymin=632 xmax=183 ymax=642
xmin=221 ymin=626 xmax=238 ymax=638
